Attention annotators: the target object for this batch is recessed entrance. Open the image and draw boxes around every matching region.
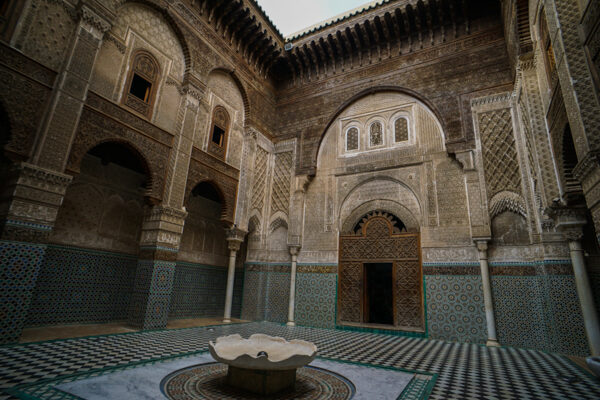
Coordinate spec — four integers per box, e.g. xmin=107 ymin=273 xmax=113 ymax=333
xmin=364 ymin=263 xmax=393 ymax=325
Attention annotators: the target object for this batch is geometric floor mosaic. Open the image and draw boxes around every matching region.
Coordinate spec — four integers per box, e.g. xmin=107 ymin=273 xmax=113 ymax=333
xmin=1 ymin=322 xmax=599 ymax=400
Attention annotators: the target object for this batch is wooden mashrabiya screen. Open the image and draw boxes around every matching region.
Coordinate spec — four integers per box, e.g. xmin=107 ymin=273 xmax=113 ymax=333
xmin=338 ymin=213 xmax=424 ymax=331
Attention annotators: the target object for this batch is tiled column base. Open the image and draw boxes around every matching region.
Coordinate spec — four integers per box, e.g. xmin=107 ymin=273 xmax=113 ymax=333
xmin=128 ymin=260 xmax=175 ymax=330
xmin=0 ymin=240 xmax=47 ymax=344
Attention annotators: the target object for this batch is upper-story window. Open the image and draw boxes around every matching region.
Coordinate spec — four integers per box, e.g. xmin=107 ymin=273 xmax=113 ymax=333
xmin=208 ymin=105 xmax=229 ymax=160
xmin=369 ymin=121 xmax=383 ymax=147
xmin=539 ymin=10 xmax=556 ymax=85
xmin=346 ymin=127 xmax=359 ymax=151
xmin=394 ymin=117 xmax=409 ymax=143
xmin=123 ymin=50 xmax=160 ymax=119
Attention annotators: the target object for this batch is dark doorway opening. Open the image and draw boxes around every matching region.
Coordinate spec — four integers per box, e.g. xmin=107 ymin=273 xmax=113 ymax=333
xmin=364 ymin=263 xmax=394 ymax=325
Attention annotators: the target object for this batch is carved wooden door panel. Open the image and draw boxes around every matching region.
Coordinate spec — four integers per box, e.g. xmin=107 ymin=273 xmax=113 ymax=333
xmin=338 ymin=212 xmax=423 ymax=331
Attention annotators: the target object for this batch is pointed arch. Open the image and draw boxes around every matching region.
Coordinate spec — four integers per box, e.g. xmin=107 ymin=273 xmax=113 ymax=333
xmin=208 ymin=67 xmax=251 ymax=123
xmin=116 ymin=0 xmax=191 ymax=77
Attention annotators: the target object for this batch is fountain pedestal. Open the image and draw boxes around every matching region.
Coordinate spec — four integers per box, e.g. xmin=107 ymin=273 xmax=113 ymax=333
xmin=209 ymin=334 xmax=317 ymax=395
xmin=226 ymin=366 xmax=297 ymax=395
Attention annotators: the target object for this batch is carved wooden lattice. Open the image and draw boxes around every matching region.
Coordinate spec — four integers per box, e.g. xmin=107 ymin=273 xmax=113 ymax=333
xmin=339 ymin=213 xmax=423 ymax=330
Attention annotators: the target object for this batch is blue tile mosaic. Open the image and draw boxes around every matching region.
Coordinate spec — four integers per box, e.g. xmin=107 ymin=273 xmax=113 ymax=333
xmin=169 ymin=262 xmax=243 ymax=319
xmin=295 ymin=272 xmax=337 ymax=328
xmin=425 ymin=275 xmax=487 ymax=344
xmin=0 ymin=240 xmax=46 ymax=344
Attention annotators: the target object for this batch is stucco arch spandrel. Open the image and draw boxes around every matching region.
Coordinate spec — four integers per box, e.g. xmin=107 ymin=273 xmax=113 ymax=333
xmin=113 ymin=0 xmax=191 ymax=77
xmin=207 ymin=68 xmax=250 ymax=124
xmin=310 ymin=86 xmax=449 ymax=171
xmin=339 ymin=177 xmax=422 ymax=231
xmin=341 ymin=199 xmax=420 ymax=234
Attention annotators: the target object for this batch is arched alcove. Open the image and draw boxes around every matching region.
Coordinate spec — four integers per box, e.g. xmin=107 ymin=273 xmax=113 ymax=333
xmin=27 ymin=141 xmax=149 ymax=327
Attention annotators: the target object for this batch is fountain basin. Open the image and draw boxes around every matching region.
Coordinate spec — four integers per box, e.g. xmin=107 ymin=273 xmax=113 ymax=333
xmin=208 ymin=333 xmax=317 ymax=395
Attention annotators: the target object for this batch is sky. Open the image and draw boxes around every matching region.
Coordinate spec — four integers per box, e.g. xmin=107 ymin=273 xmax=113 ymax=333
xmin=256 ymin=0 xmax=375 ymax=37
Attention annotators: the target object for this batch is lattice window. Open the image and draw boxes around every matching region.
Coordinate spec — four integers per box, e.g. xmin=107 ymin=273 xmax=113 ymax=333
xmin=369 ymin=122 xmax=383 ymax=146
xmin=346 ymin=127 xmax=359 ymax=151
xmin=123 ymin=50 xmax=160 ymax=119
xmin=394 ymin=118 xmax=409 ymax=142
xmin=207 ymin=106 xmax=230 ymax=160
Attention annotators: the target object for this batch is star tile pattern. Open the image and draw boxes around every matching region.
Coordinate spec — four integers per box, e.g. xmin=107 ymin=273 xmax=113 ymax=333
xmin=2 ymin=322 xmax=599 ymax=400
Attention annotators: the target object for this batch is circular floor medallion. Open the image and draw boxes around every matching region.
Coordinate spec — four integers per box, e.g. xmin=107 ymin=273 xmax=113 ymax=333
xmin=161 ymin=362 xmax=355 ymax=400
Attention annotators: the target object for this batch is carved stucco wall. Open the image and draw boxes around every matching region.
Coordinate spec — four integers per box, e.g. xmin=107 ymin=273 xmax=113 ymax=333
xmin=50 ymin=154 xmax=145 ymax=254
xmin=203 ymin=71 xmax=245 ymax=170
xmin=295 ymin=91 xmax=467 ymax=264
xmin=177 ymin=195 xmax=228 ymax=266
xmin=90 ymin=2 xmax=185 ymax=133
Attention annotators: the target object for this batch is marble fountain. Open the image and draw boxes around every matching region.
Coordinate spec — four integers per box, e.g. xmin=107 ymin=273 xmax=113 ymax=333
xmin=209 ymin=333 xmax=318 ymax=395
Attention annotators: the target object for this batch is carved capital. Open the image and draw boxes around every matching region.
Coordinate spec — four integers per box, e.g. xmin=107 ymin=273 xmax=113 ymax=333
xmin=294 ymin=174 xmax=313 ymax=193
xmin=573 ymin=150 xmax=600 ymax=183
xmin=226 ymin=227 xmax=247 ymax=251
xmin=474 ymin=239 xmax=490 ymax=258
xmin=545 ymin=203 xmax=587 ymax=243
xmin=288 ymin=245 xmax=301 ymax=256
xmin=140 ymin=205 xmax=187 ymax=250
xmin=455 ymin=150 xmax=476 ymax=171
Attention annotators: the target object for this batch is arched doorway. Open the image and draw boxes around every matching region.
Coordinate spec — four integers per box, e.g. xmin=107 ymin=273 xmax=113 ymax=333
xmin=338 ymin=211 xmax=424 ymax=332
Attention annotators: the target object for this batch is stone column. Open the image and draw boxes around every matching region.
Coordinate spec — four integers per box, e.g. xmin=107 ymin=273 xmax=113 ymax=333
xmin=475 ymin=240 xmax=500 ymax=347
xmin=0 ymin=163 xmax=72 ymax=344
xmin=549 ymin=205 xmax=600 ymax=355
xmin=128 ymin=206 xmax=187 ymax=330
xmin=287 ymin=245 xmax=300 ymax=326
xmin=223 ymin=227 xmax=246 ymax=323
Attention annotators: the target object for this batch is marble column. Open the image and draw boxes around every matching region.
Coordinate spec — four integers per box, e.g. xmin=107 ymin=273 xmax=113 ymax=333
xmin=475 ymin=240 xmax=500 ymax=347
xmin=223 ymin=227 xmax=246 ymax=323
xmin=287 ymin=245 xmax=301 ymax=326
xmin=548 ymin=204 xmax=600 ymax=355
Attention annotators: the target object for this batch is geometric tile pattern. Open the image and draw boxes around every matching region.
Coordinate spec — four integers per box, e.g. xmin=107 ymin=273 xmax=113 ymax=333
xmin=492 ymin=274 xmax=589 ymax=356
xmin=169 ymin=262 xmax=243 ymax=319
xmin=128 ymin=260 xmax=175 ymax=330
xmin=295 ymin=272 xmax=337 ymax=328
xmin=26 ymin=245 xmax=137 ymax=327
xmin=1 ymin=322 xmax=599 ymax=400
xmin=0 ymin=240 xmax=46 ymax=344
xmin=492 ymin=275 xmax=550 ymax=352
xmin=241 ymin=268 xmax=289 ymax=323
xmin=425 ymin=275 xmax=487 ymax=344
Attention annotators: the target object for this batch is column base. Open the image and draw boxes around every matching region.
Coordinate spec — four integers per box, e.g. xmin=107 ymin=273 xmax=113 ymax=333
xmin=223 ymin=318 xmax=231 ymax=323
xmin=286 ymin=321 xmax=296 ymax=327
xmin=486 ymin=339 xmax=501 ymax=347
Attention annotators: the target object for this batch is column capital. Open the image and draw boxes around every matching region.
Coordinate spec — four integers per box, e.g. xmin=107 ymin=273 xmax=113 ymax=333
xmin=474 ymin=239 xmax=490 ymax=253
xmin=455 ymin=150 xmax=476 ymax=172
xmin=545 ymin=203 xmax=587 ymax=243
xmin=226 ymin=227 xmax=247 ymax=251
xmin=289 ymin=245 xmax=301 ymax=256
xmin=139 ymin=205 xmax=187 ymax=259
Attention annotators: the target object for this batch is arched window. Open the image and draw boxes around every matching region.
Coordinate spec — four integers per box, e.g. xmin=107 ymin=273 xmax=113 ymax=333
xmin=369 ymin=122 xmax=383 ymax=147
xmin=539 ymin=10 xmax=556 ymax=85
xmin=123 ymin=50 xmax=160 ymax=118
xmin=346 ymin=127 xmax=359 ymax=151
xmin=394 ymin=117 xmax=409 ymax=142
xmin=208 ymin=106 xmax=230 ymax=160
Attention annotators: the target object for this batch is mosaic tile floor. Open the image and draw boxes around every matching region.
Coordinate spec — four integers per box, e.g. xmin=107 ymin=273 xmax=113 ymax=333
xmin=1 ymin=322 xmax=599 ymax=399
